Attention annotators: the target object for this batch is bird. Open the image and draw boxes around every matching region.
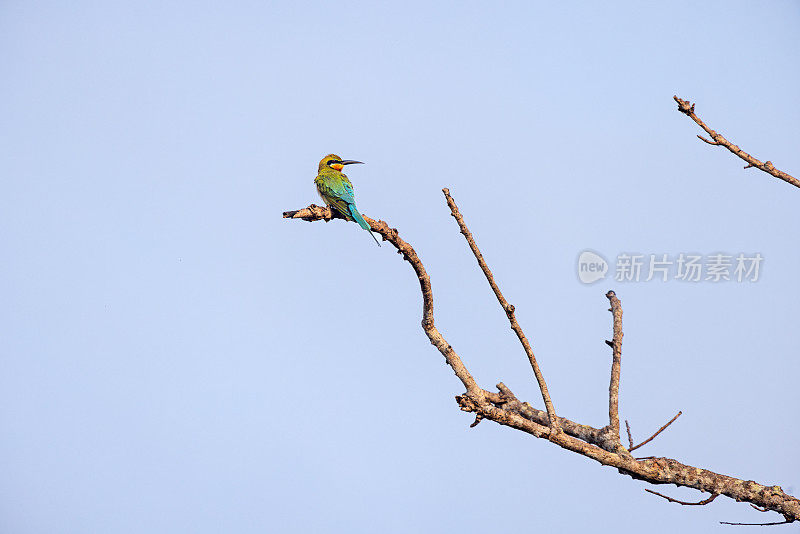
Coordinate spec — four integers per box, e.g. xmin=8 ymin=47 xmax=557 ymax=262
xmin=314 ymin=153 xmax=381 ymax=247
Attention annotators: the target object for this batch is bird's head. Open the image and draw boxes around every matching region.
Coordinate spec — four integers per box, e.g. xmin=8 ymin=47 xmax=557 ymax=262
xmin=318 ymin=154 xmax=364 ymax=172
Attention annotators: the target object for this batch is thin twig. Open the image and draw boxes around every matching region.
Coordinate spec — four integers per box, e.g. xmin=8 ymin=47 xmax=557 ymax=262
xmin=646 ymin=488 xmax=719 ymax=506
xmin=625 ymin=420 xmax=634 ymax=450
xmin=720 ymin=520 xmax=792 ymax=526
xmin=697 ymin=134 xmax=720 ymax=146
xmin=751 ymin=504 xmax=771 ymax=513
xmin=674 ymin=96 xmax=800 ymax=189
xmin=606 ymin=291 xmax=623 ymax=441
xmin=442 ymin=188 xmax=560 ymax=432
xmin=630 ymin=411 xmax=683 ymax=452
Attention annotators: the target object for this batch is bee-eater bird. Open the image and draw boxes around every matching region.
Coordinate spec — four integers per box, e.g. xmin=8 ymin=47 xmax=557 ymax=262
xmin=314 ymin=154 xmax=381 ymax=247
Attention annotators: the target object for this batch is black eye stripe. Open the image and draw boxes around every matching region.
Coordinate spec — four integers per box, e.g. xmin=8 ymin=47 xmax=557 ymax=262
xmin=327 ymin=159 xmax=341 ymax=165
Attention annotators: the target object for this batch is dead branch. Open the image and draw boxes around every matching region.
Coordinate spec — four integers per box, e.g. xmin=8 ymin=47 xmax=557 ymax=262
xmin=282 ymin=204 xmax=336 ymax=221
xmin=629 ymin=411 xmax=682 ymax=452
xmin=283 ymin=205 xmax=482 ymax=398
xmin=719 ymin=520 xmax=793 ymax=526
xmin=673 ymin=96 xmax=800 ymax=189
xmin=646 ymin=488 xmax=719 ymax=506
xmin=625 ymin=420 xmax=634 ymax=450
xmin=606 ymin=291 xmax=623 ymax=443
xmin=283 ymin=193 xmax=799 ymax=523
xmin=442 ymin=188 xmax=560 ymax=432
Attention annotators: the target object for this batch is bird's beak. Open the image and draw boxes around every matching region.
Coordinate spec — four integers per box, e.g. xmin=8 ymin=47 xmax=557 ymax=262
xmin=339 ymin=160 xmax=364 ymax=166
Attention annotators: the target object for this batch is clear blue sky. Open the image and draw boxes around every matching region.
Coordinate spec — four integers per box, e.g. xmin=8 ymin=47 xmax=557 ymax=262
xmin=2 ymin=2 xmax=798 ymax=532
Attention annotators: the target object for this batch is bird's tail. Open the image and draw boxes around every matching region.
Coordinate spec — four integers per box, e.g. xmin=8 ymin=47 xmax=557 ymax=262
xmin=348 ymin=204 xmax=381 ymax=247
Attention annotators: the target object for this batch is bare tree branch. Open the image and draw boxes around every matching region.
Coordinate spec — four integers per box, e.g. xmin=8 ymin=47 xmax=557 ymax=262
xmin=283 ymin=204 xmax=482 ymax=398
xmin=442 ymin=188 xmax=560 ymax=432
xmin=719 ymin=520 xmax=793 ymax=527
xmin=606 ymin=291 xmax=623 ymax=443
xmin=673 ymin=96 xmax=800 ymax=189
xmin=283 ymin=194 xmax=800 ymax=523
xmin=491 ymin=383 xmax=619 ymax=450
xmin=625 ymin=420 xmax=634 ymax=450
xmin=646 ymin=488 xmax=719 ymax=506
xmin=629 ymin=411 xmax=683 ymax=452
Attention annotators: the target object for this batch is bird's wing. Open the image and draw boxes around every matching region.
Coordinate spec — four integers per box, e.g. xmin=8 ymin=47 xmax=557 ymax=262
xmin=316 ymin=174 xmax=356 ymax=220
xmin=330 ymin=175 xmax=357 ymax=205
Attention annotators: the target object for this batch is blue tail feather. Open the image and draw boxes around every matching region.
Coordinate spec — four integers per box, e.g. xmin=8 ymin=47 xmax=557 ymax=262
xmin=348 ymin=204 xmax=381 ymax=247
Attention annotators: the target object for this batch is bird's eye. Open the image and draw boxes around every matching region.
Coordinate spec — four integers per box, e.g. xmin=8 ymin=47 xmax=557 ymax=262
xmin=327 ymin=159 xmax=336 ymax=165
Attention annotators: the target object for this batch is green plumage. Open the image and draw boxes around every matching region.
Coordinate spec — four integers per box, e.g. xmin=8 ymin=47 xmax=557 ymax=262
xmin=314 ymin=153 xmax=380 ymax=246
